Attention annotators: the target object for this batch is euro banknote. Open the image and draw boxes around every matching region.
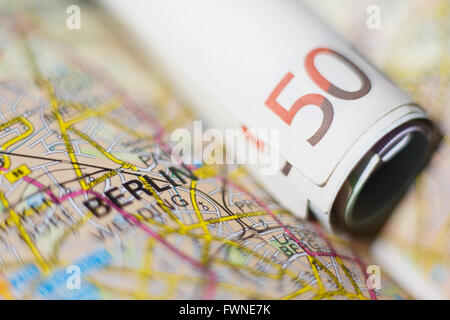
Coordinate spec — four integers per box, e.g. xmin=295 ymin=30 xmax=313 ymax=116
xmin=302 ymin=0 xmax=449 ymax=299
xmin=0 ymin=0 xmax=410 ymax=299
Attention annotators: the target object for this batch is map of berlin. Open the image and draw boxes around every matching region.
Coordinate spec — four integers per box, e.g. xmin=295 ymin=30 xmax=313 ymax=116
xmin=0 ymin=0 xmax=407 ymax=299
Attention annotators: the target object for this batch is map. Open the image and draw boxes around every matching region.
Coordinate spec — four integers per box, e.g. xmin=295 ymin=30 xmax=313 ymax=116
xmin=0 ymin=0 xmax=407 ymax=299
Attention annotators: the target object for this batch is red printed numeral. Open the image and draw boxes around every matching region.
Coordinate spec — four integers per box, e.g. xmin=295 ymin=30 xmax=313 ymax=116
xmin=265 ymin=48 xmax=371 ymax=146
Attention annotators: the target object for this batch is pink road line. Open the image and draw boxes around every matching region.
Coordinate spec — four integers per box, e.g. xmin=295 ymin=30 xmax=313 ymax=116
xmin=68 ymin=55 xmax=167 ymax=144
xmin=95 ymin=64 xmax=374 ymax=295
xmin=3 ymin=168 xmax=216 ymax=299
xmin=310 ymin=222 xmax=377 ymax=300
xmin=222 ymin=176 xmax=377 ymax=300
xmin=349 ymin=245 xmax=377 ymax=300
xmin=68 ymin=52 xmax=201 ymax=167
xmin=60 ymin=189 xmax=217 ymax=299
xmin=7 ymin=55 xmax=371 ymax=298
xmin=0 ymin=167 xmax=61 ymax=204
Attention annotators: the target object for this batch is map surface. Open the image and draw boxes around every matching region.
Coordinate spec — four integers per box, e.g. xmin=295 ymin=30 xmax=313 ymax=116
xmin=0 ymin=0 xmax=407 ymax=299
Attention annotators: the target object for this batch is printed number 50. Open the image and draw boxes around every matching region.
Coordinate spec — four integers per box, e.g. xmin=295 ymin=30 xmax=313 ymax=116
xmin=265 ymin=48 xmax=371 ymax=146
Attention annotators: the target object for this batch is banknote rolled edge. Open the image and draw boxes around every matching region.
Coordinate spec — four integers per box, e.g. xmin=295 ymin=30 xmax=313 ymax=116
xmin=103 ymin=0 xmax=436 ymax=235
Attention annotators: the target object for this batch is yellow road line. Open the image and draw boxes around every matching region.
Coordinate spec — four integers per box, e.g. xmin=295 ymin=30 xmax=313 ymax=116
xmin=190 ymin=180 xmax=212 ymax=264
xmin=0 ymin=191 xmax=50 ymax=274
xmin=0 ymin=117 xmax=34 ymax=170
xmin=138 ymin=176 xmax=186 ymax=230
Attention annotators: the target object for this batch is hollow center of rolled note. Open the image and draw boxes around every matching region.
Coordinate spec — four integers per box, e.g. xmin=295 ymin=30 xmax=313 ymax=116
xmin=335 ymin=120 xmax=432 ymax=236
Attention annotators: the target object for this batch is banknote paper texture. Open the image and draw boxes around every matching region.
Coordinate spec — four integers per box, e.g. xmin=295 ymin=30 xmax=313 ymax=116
xmin=0 ymin=0 xmax=412 ymax=300
xmin=300 ymin=0 xmax=449 ymax=299
xmin=105 ymin=0 xmax=435 ymax=234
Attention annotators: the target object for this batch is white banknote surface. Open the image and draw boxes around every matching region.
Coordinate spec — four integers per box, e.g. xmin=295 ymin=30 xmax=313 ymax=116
xmin=302 ymin=0 xmax=449 ymax=299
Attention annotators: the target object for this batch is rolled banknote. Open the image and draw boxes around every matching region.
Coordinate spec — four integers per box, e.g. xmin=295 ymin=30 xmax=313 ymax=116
xmin=301 ymin=0 xmax=449 ymax=299
xmin=104 ymin=0 xmax=435 ymax=235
